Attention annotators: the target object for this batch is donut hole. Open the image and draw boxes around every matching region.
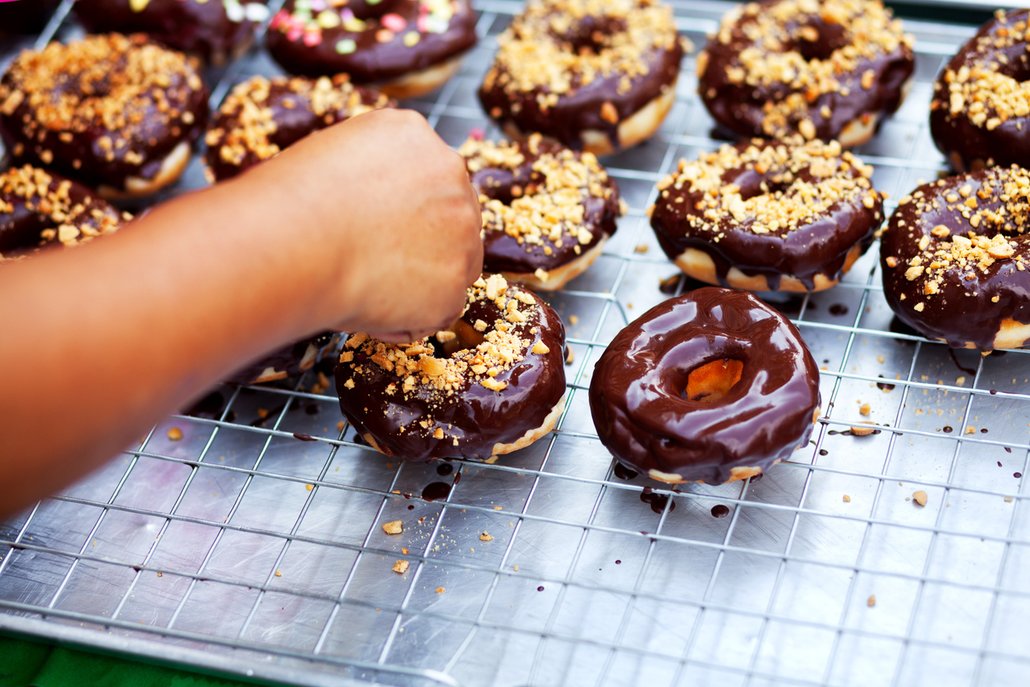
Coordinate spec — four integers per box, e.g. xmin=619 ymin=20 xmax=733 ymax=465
xmin=794 ymin=20 xmax=849 ymax=62
xmin=431 ymin=320 xmax=486 ymax=357
xmin=555 ymin=16 xmax=627 ymax=55
xmin=684 ymin=359 xmax=745 ymax=403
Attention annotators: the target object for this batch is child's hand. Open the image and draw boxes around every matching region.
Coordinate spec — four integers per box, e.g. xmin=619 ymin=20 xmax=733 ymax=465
xmin=247 ymin=108 xmax=484 ymax=341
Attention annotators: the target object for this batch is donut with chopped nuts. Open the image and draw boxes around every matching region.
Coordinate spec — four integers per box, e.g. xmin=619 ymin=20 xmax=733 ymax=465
xmin=0 ymin=34 xmax=208 ymax=200
xmin=74 ymin=0 xmax=270 ymax=65
xmin=0 ymin=165 xmax=129 ymax=261
xmin=880 ymin=166 xmax=1030 ymax=351
xmin=228 ymin=332 xmax=341 ymax=385
xmin=698 ymin=0 xmax=915 ymax=148
xmin=930 ymin=9 xmax=1030 ymax=172
xmin=650 ymin=137 xmax=884 ymax=292
xmin=478 ymin=0 xmax=686 ymax=156
xmin=266 ymin=0 xmax=477 ymax=99
xmin=335 ymin=275 xmax=567 ymax=461
xmin=589 ymin=287 xmax=821 ymax=485
xmin=205 ymin=75 xmax=393 ymax=182
xmin=459 ymin=133 xmax=623 ymax=291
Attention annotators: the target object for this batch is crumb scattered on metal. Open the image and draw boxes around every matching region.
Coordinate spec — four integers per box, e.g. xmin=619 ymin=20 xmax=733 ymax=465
xmin=913 ymin=490 xmax=928 ymax=507
xmin=167 ymin=427 xmax=183 ymax=441
xmin=383 ymin=520 xmax=404 ymax=535
xmin=392 ymin=560 xmax=409 ymax=575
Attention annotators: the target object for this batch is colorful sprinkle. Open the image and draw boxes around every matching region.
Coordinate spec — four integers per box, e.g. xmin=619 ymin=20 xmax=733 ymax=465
xmin=375 ymin=28 xmax=395 ymax=43
xmin=423 ymin=15 xmax=449 ymax=34
xmin=403 ymin=31 xmax=421 ymax=47
xmin=317 ymin=9 xmax=340 ymax=28
xmin=381 ymin=13 xmax=407 ymax=32
xmin=286 ymin=26 xmax=303 ymax=41
xmin=469 ymin=127 xmax=485 ymax=141
xmin=343 ymin=16 xmax=366 ymax=32
xmin=303 ymin=29 xmax=322 ymax=47
xmin=129 ymin=0 xmax=150 ymax=11
xmin=335 ymin=38 xmax=357 ymax=54
xmin=270 ymin=9 xmax=290 ymax=29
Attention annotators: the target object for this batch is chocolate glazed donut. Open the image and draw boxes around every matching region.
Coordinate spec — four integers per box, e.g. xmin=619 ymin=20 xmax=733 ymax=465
xmin=698 ymin=0 xmax=914 ymax=148
xmin=75 ymin=0 xmax=271 ymax=65
xmin=0 ymin=165 xmax=128 ymax=261
xmin=651 ymin=137 xmax=883 ymax=292
xmin=335 ymin=275 xmax=567 ymax=461
xmin=0 ymin=34 xmax=208 ymax=200
xmin=205 ymin=75 xmax=393 ymax=182
xmin=930 ymin=9 xmax=1030 ymax=171
xmin=478 ymin=0 xmax=685 ymax=155
xmin=266 ymin=0 xmax=477 ymax=99
xmin=880 ymin=166 xmax=1030 ymax=351
xmin=589 ymin=287 xmax=820 ymax=485
xmin=460 ymin=133 xmax=623 ymax=291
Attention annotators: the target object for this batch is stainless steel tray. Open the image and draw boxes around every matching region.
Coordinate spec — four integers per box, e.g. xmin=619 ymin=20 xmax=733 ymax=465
xmin=2 ymin=1 xmax=1029 ymax=686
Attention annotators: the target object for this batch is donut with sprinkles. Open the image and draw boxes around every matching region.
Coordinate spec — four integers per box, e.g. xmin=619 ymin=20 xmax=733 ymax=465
xmin=266 ymin=0 xmax=477 ymax=99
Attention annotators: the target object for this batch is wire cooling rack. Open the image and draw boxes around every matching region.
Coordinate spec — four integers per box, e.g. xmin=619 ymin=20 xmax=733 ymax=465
xmin=2 ymin=1 xmax=1029 ymax=685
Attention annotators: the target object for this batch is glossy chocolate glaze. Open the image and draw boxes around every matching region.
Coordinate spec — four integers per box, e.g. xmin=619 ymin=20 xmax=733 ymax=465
xmin=0 ymin=0 xmax=60 ymax=34
xmin=929 ymin=9 xmax=1030 ymax=171
xmin=266 ymin=0 xmax=477 ymax=82
xmin=335 ymin=281 xmax=567 ymax=461
xmin=206 ymin=75 xmax=393 ymax=181
xmin=228 ymin=332 xmax=341 ymax=385
xmin=0 ymin=34 xmax=208 ymax=193
xmin=589 ymin=287 xmax=820 ymax=484
xmin=478 ymin=1 xmax=684 ymax=150
xmin=699 ymin=0 xmax=914 ymax=143
xmin=462 ymin=135 xmax=621 ymax=275
xmin=0 ymin=165 xmax=126 ymax=259
xmin=651 ymin=138 xmax=883 ymax=291
xmin=880 ymin=167 xmax=1030 ymax=351
xmin=75 ymin=0 xmax=268 ymax=63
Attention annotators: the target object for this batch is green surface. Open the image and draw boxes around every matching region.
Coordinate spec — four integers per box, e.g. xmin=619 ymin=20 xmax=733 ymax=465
xmin=0 ymin=635 xmax=265 ymax=687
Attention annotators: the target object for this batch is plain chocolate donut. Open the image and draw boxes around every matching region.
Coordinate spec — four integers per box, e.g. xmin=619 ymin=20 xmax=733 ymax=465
xmin=880 ymin=166 xmax=1030 ymax=351
xmin=205 ymin=74 xmax=393 ymax=182
xmin=0 ymin=165 xmax=128 ymax=261
xmin=74 ymin=0 xmax=270 ymax=64
xmin=459 ymin=133 xmax=623 ymax=291
xmin=930 ymin=9 xmax=1030 ymax=171
xmin=266 ymin=0 xmax=477 ymax=99
xmin=335 ymin=275 xmax=567 ymax=461
xmin=589 ymin=287 xmax=821 ymax=484
xmin=698 ymin=0 xmax=914 ymax=148
xmin=479 ymin=0 xmax=685 ymax=155
xmin=651 ymin=137 xmax=884 ymax=292
xmin=0 ymin=33 xmax=208 ymax=199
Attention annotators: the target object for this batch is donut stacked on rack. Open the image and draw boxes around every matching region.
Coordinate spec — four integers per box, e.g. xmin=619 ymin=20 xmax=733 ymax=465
xmin=266 ymin=0 xmax=478 ymax=98
xmin=0 ymin=33 xmax=208 ymax=199
xmin=0 ymin=165 xmax=129 ymax=261
xmin=205 ymin=75 xmax=394 ymax=181
xmin=74 ymin=0 xmax=271 ymax=64
xmin=930 ymin=8 xmax=1030 ymax=171
xmin=697 ymin=0 xmax=915 ymax=147
xmin=459 ymin=133 xmax=623 ymax=291
xmin=479 ymin=0 xmax=686 ymax=155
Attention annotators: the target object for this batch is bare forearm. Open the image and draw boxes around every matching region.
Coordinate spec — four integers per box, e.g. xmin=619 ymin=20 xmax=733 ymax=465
xmin=0 ymin=178 xmax=346 ymax=515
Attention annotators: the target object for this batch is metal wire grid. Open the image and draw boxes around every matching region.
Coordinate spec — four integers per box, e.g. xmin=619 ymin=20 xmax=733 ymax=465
xmin=2 ymin=1 xmax=1030 ymax=685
